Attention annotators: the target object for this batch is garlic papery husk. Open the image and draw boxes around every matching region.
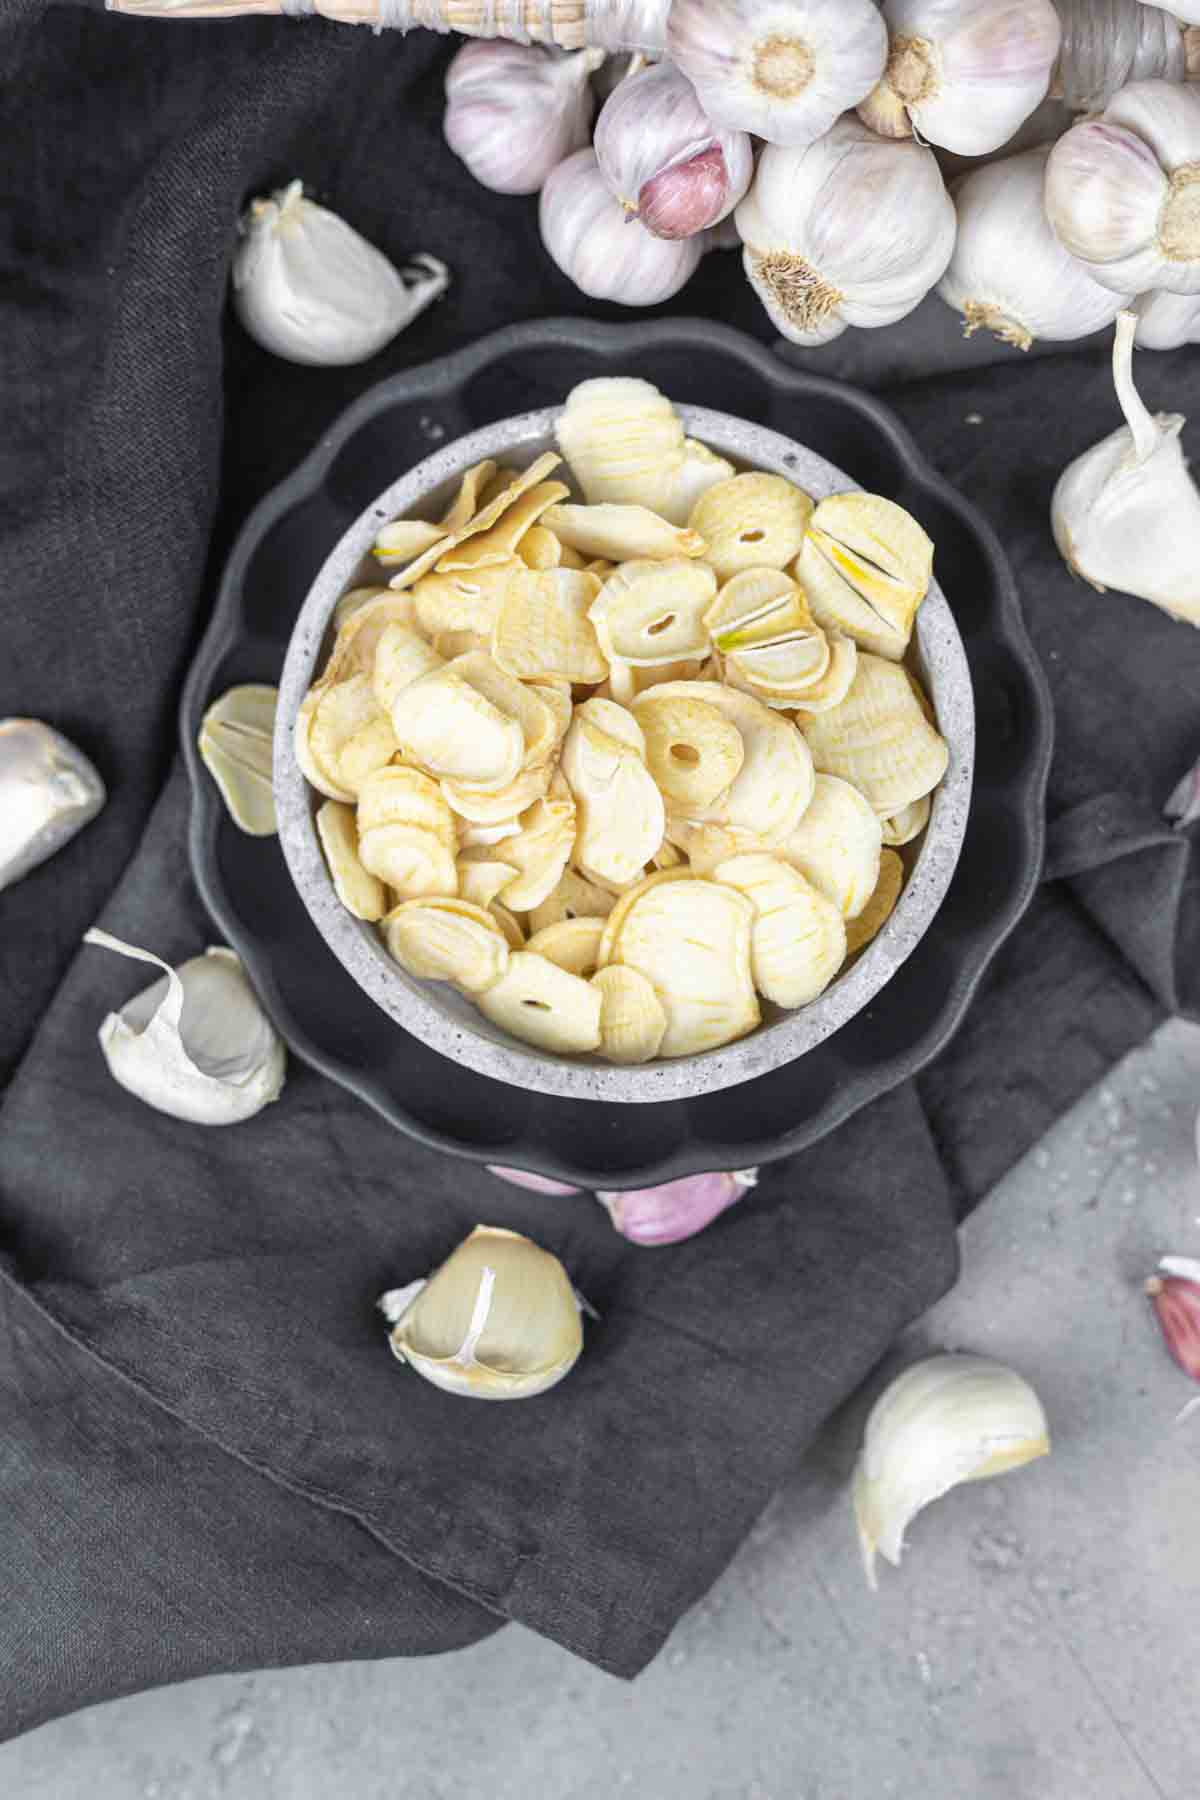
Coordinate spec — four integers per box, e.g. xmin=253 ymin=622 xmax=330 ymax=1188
xmin=735 ymin=118 xmax=956 ymax=348
xmin=858 ymin=0 xmax=1062 ymax=157
xmin=1051 ymin=0 xmax=1187 ymax=114
xmin=1134 ymin=286 xmax=1200 ymax=348
xmin=594 ymin=61 xmax=754 ymax=239
xmin=1138 ymin=0 xmax=1200 ymax=28
xmin=937 ymin=146 xmax=1124 ymax=348
xmin=853 ymin=1354 xmax=1050 ymax=1588
xmin=444 ymin=40 xmax=602 ymax=196
xmin=85 ymin=929 xmax=286 ymax=1125
xmin=1165 ymin=753 xmax=1200 ymax=826
xmin=596 ymin=1169 xmax=757 ymax=1247
xmin=232 ymin=182 xmax=450 ymax=367
xmin=1146 ymin=1257 xmax=1200 ymax=1382
xmin=667 ymin=0 xmax=887 ymax=149
xmin=1044 ymin=81 xmax=1200 ymax=297
xmin=1051 ymin=310 xmax=1200 ymax=624
xmin=0 ymin=719 xmax=105 ymax=892
xmin=379 ymin=1224 xmax=584 ymax=1400
xmin=539 ymin=147 xmax=703 ymax=303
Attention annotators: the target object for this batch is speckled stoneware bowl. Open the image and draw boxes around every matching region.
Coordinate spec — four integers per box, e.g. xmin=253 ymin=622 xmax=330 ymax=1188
xmin=275 ymin=405 xmax=975 ymax=1103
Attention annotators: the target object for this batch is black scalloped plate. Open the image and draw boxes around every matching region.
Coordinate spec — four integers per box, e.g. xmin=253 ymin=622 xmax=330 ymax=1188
xmin=180 ymin=320 xmax=1052 ymax=1188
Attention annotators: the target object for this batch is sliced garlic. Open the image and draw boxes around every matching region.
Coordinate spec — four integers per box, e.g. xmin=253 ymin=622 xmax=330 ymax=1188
xmin=197 ymin=683 xmax=278 ymax=837
xmin=0 ymin=719 xmax=105 ymax=891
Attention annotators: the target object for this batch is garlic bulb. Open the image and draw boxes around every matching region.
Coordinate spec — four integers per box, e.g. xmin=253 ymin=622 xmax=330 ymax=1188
xmin=1138 ymin=0 xmax=1200 ymax=27
xmin=232 ymin=182 xmax=450 ymax=367
xmin=735 ymin=118 xmax=956 ymax=348
xmin=1051 ymin=309 xmax=1200 ymax=626
xmin=853 ymin=1354 xmax=1050 ymax=1588
xmin=0 ymin=719 xmax=105 ymax=891
xmin=444 ymin=41 xmax=601 ymax=196
xmin=667 ymin=0 xmax=887 ymax=149
xmin=1045 ymin=81 xmax=1200 ymax=297
xmin=1052 ymin=0 xmax=1187 ymax=113
xmin=1135 ymin=287 xmax=1200 ymax=348
xmin=594 ymin=61 xmax=754 ymax=239
xmin=938 ymin=146 xmax=1124 ymax=348
xmin=85 ymin=929 xmax=286 ymax=1125
xmin=540 ymin=147 xmax=703 ymax=303
xmin=596 ymin=1169 xmax=757 ymax=1246
xmin=858 ymin=0 xmax=1061 ymax=157
xmin=379 ymin=1224 xmax=584 ymax=1400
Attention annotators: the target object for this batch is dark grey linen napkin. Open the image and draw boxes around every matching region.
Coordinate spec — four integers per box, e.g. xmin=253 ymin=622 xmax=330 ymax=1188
xmin=1 ymin=1 xmax=1198 ymax=1735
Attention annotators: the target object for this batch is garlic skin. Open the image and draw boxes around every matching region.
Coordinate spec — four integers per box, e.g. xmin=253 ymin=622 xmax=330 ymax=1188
xmin=0 ymin=719 xmax=105 ymax=892
xmin=1146 ymin=1257 xmax=1200 ymax=1382
xmin=938 ymin=146 xmax=1124 ymax=348
xmin=444 ymin=41 xmax=601 ymax=197
xmin=667 ymin=0 xmax=887 ymax=149
xmin=1051 ymin=0 xmax=1186 ymax=114
xmin=1138 ymin=0 xmax=1200 ymax=26
xmin=1134 ymin=287 xmax=1200 ymax=349
xmin=379 ymin=1224 xmax=583 ymax=1400
xmin=858 ymin=0 xmax=1061 ymax=157
xmin=539 ymin=147 xmax=704 ymax=303
xmin=232 ymin=182 xmax=450 ymax=367
xmin=596 ymin=1169 xmax=757 ymax=1247
xmin=1044 ymin=81 xmax=1200 ymax=297
xmin=594 ymin=61 xmax=754 ymax=239
xmin=735 ymin=118 xmax=956 ymax=348
xmin=85 ymin=929 xmax=286 ymax=1125
xmin=853 ymin=1354 xmax=1050 ymax=1588
xmin=1051 ymin=310 xmax=1200 ymax=625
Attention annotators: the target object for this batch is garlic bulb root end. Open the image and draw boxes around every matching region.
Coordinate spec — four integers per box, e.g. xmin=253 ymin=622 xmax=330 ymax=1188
xmin=961 ymin=301 xmax=1032 ymax=351
xmin=753 ymin=34 xmax=816 ymax=102
xmin=748 ymin=249 xmax=844 ymax=338
xmin=1162 ymin=164 xmax=1200 ymax=264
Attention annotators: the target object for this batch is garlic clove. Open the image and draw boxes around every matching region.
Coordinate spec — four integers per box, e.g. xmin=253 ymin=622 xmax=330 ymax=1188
xmin=1134 ymin=288 xmax=1200 ymax=350
xmin=595 ymin=1169 xmax=756 ymax=1246
xmin=232 ymin=181 xmax=450 ymax=367
xmin=853 ymin=1353 xmax=1050 ymax=1588
xmin=1165 ymin=755 xmax=1200 ymax=828
xmin=197 ymin=684 xmax=278 ymax=837
xmin=486 ymin=1166 xmax=584 ymax=1195
xmin=0 ymin=719 xmax=105 ymax=892
xmin=1051 ymin=310 xmax=1200 ymax=626
xmin=1146 ymin=1258 xmax=1200 ymax=1383
xmin=85 ymin=929 xmax=286 ymax=1126
xmin=594 ymin=61 xmax=753 ymax=240
xmin=444 ymin=41 xmax=603 ymax=197
xmin=539 ymin=147 xmax=704 ymax=304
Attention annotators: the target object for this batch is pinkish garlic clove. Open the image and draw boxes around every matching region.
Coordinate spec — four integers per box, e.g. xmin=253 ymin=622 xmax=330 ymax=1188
xmin=487 ymin=1165 xmax=583 ymax=1195
xmin=1146 ymin=1257 xmax=1200 ymax=1382
xmin=596 ymin=1168 xmax=757 ymax=1246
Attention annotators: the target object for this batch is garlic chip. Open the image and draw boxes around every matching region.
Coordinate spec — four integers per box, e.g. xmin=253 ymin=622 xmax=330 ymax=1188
xmin=197 ymin=684 xmax=278 ymax=838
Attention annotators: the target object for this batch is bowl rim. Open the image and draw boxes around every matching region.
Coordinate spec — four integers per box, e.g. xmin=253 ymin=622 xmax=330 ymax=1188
xmin=272 ymin=399 xmax=976 ymax=1103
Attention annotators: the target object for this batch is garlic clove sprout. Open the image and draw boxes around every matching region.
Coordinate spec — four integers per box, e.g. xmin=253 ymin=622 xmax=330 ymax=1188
xmin=1045 ymin=81 xmax=1200 ymax=297
xmin=735 ymin=117 xmax=956 ymax=347
xmin=232 ymin=181 xmax=450 ymax=367
xmin=937 ymin=146 xmax=1124 ymax=348
xmin=596 ymin=1169 xmax=756 ymax=1246
xmin=1051 ymin=310 xmax=1200 ymax=626
xmin=853 ymin=1353 xmax=1050 ymax=1588
xmin=1134 ymin=287 xmax=1200 ymax=349
xmin=0 ymin=719 xmax=105 ymax=892
xmin=85 ymin=929 xmax=286 ymax=1125
xmin=379 ymin=1224 xmax=584 ymax=1400
xmin=594 ymin=61 xmax=753 ymax=240
xmin=444 ymin=41 xmax=603 ymax=197
xmin=539 ymin=147 xmax=703 ymax=304
xmin=858 ymin=0 xmax=1062 ymax=158
xmin=667 ymin=0 xmax=887 ymax=150
xmin=197 ymin=683 xmax=278 ymax=837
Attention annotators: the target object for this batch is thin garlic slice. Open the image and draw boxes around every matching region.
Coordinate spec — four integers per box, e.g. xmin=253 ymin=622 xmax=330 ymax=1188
xmin=0 ymin=719 xmax=106 ymax=891
xmin=198 ymin=684 xmax=278 ymax=837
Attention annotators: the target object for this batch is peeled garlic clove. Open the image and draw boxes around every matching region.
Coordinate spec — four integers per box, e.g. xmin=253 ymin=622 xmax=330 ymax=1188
xmin=198 ymin=684 xmax=278 ymax=837
xmin=232 ymin=181 xmax=450 ymax=367
xmin=0 ymin=719 xmax=105 ymax=891
xmin=1051 ymin=310 xmax=1200 ymax=626
xmin=594 ymin=61 xmax=753 ymax=240
xmin=85 ymin=929 xmax=285 ymax=1126
xmin=596 ymin=1168 xmax=756 ymax=1245
xmin=380 ymin=1225 xmax=584 ymax=1401
xmin=444 ymin=41 xmax=601 ymax=197
xmin=1134 ymin=288 xmax=1200 ymax=350
xmin=539 ymin=148 xmax=704 ymax=305
xmin=853 ymin=1353 xmax=1050 ymax=1588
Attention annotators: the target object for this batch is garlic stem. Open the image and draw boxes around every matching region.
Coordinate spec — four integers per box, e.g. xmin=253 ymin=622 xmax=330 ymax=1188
xmin=1112 ymin=309 xmax=1160 ymax=462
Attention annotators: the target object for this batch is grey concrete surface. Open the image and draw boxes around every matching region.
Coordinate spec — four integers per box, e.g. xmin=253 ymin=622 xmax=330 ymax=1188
xmin=5 ymin=1019 xmax=1200 ymax=1800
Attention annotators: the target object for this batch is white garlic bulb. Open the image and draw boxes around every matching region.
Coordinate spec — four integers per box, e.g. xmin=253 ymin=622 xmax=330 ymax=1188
xmin=444 ymin=41 xmax=601 ymax=196
xmin=539 ymin=147 xmax=704 ymax=303
xmin=86 ymin=930 xmax=286 ymax=1125
xmin=1045 ymin=81 xmax=1200 ymax=297
xmin=594 ymin=60 xmax=754 ymax=239
xmin=1134 ymin=287 xmax=1200 ymax=348
xmin=1052 ymin=0 xmax=1187 ymax=114
xmin=735 ymin=118 xmax=956 ymax=348
xmin=1138 ymin=0 xmax=1200 ymax=25
xmin=938 ymin=146 xmax=1125 ymax=348
xmin=667 ymin=0 xmax=887 ymax=149
xmin=1052 ymin=310 xmax=1200 ymax=626
xmin=853 ymin=1354 xmax=1050 ymax=1588
xmin=232 ymin=182 xmax=450 ymax=367
xmin=858 ymin=0 xmax=1061 ymax=157
xmin=0 ymin=719 xmax=105 ymax=892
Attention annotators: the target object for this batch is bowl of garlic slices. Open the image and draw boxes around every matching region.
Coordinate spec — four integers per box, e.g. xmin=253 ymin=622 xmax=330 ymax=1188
xmin=275 ymin=378 xmax=974 ymax=1102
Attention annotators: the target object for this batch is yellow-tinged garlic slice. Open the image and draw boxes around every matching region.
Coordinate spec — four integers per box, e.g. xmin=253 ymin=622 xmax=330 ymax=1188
xmin=632 ymin=690 xmax=745 ymax=811
xmin=715 ymin=853 xmax=847 ymax=1008
xmin=786 ymin=634 xmax=858 ymax=716
xmin=526 ymin=677 xmax=574 ymax=748
xmin=383 ymin=897 xmax=510 ymax=993
xmin=489 ymin=903 xmax=526 ymax=950
xmin=357 ymin=765 xmax=456 ymax=847
xmin=606 ymin=655 xmax=707 ymax=705
xmin=704 ymin=567 xmax=811 ymax=653
xmin=412 ymin=564 xmax=512 ymax=638
xmin=294 ymin=688 xmax=353 ymax=803
xmin=372 ymin=623 xmax=445 ymax=716
xmin=442 ymin=763 xmax=553 ymax=826
xmin=730 ymin=628 xmax=831 ymax=698
xmin=596 ymin=867 xmax=696 ymax=967
xmin=489 ymin=773 xmax=577 ymax=911
xmin=198 ymin=683 xmax=278 ymax=837
xmin=526 ymin=917 xmax=606 ymax=978
xmin=556 ymin=377 xmax=688 ymax=517
xmin=560 ymin=714 xmax=665 ymax=890
xmin=779 ymin=772 xmax=883 ymax=920
xmin=589 ymin=559 xmax=717 ymax=666
xmin=390 ymin=669 xmax=524 ymax=792
xmin=458 ymin=818 xmax=522 ymax=850
xmin=573 ymin=695 xmax=646 ymax=757
xmin=527 ymin=868 xmax=616 ymax=935
xmin=689 ymin=473 xmax=814 ymax=582
xmin=324 ymin=593 xmax=420 ymax=687
xmin=477 ymin=951 xmax=603 ymax=1055
xmin=653 ymin=840 xmax=685 ymax=870
xmin=663 ymin=440 xmax=737 ymax=528
xmin=357 ymin=822 xmax=458 ymax=901
xmin=592 ymin=964 xmax=667 ymax=1065
xmin=309 ymin=674 xmax=398 ymax=798
xmin=541 ymin=501 xmax=707 ymax=564
xmin=386 ymin=454 xmax=564 ymax=592
xmin=802 ymin=654 xmax=949 ymax=816
xmin=442 ymin=650 xmax=559 ymax=770
xmin=372 ymin=518 xmax=448 ymax=569
xmin=316 ymin=800 xmax=386 ymax=921
xmin=648 ymin=680 xmax=814 ymax=844
xmin=435 ymin=480 xmax=570 ymax=572
xmin=845 ymin=848 xmax=905 ymax=956
xmin=881 ymin=794 xmax=931 ymax=847
xmin=432 ymin=629 xmax=491 ymax=661
xmin=333 ymin=585 xmax=392 ymax=632
xmin=795 ymin=492 xmax=933 ymax=662
xmin=440 ymin=459 xmax=502 ymax=534
xmin=518 ymin=525 xmax=563 ymax=570
xmin=611 ymin=877 xmax=760 ymax=1056
xmin=456 ymin=858 xmax=519 ymax=910
xmin=664 ymin=819 xmax=775 ymax=877
xmin=491 ymin=567 xmax=608 ymax=685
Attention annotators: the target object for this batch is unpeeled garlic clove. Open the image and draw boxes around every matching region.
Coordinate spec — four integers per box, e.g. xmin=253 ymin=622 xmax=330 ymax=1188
xmin=1146 ymin=1257 xmax=1200 ymax=1382
xmin=1051 ymin=310 xmax=1200 ymax=625
xmin=197 ymin=684 xmax=278 ymax=837
xmin=0 ymin=719 xmax=105 ymax=892
xmin=1134 ymin=287 xmax=1200 ymax=350
xmin=486 ymin=1165 xmax=583 ymax=1195
xmin=232 ymin=181 xmax=450 ymax=367
xmin=379 ymin=1224 xmax=584 ymax=1400
xmin=444 ymin=41 xmax=602 ymax=197
xmin=596 ymin=1169 xmax=757 ymax=1246
xmin=539 ymin=147 xmax=704 ymax=304
xmin=85 ymin=929 xmax=286 ymax=1125
xmin=853 ymin=1353 xmax=1050 ymax=1588
xmin=594 ymin=61 xmax=753 ymax=240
